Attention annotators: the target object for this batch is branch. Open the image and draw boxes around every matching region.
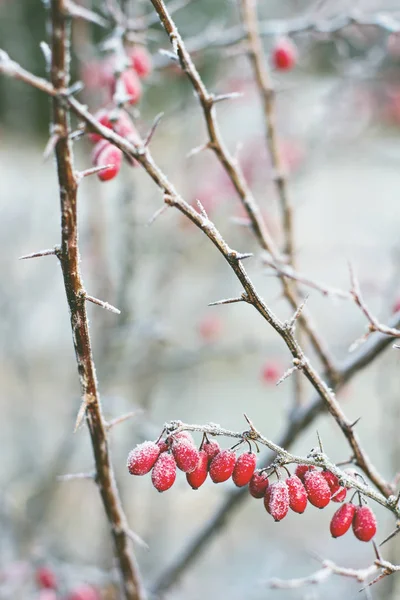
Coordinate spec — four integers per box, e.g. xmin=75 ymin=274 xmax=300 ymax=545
xmin=268 ymin=559 xmax=378 ymax=589
xmin=48 ymin=2 xmax=144 ymax=598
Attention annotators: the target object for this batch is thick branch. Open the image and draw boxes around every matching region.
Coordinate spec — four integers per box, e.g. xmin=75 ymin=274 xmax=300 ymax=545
xmin=49 ymin=2 xmax=144 ymax=599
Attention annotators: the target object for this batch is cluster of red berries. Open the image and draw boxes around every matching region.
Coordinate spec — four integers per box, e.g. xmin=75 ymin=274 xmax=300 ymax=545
xmin=87 ymin=46 xmax=152 ymax=182
xmin=35 ymin=566 xmax=99 ymax=600
xmin=127 ymin=435 xmax=377 ymax=543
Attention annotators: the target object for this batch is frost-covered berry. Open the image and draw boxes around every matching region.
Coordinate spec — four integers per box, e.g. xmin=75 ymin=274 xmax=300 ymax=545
xmin=186 ymin=450 xmax=208 ymax=489
xmin=157 ymin=439 xmax=169 ymax=453
xmin=127 ymin=441 xmax=160 ymax=475
xmin=112 ymin=70 xmax=142 ymax=105
xmin=151 ymin=452 xmax=177 ymax=492
xmin=209 ymin=449 xmax=236 ymax=483
xmin=352 ymin=506 xmax=377 ymax=542
xmin=129 ymin=46 xmax=152 ymax=78
xmin=249 ymin=470 xmax=270 ymax=499
xmin=173 ymin=431 xmax=195 ymax=444
xmin=36 ymin=566 xmax=57 ymax=590
xmin=232 ymin=452 xmax=257 ymax=487
xmin=332 ymin=486 xmax=347 ymax=503
xmin=294 ymin=464 xmax=316 ymax=482
xmin=330 ymin=503 xmax=356 ymax=538
xmin=88 ymin=109 xmax=114 ymax=143
xmin=172 ymin=438 xmax=200 ymax=473
xmin=264 ymin=480 xmax=290 ymax=521
xmin=67 ymin=584 xmax=100 ymax=600
xmin=303 ymin=470 xmax=331 ymax=508
xmin=286 ymin=475 xmax=308 ymax=514
xmin=272 ymin=38 xmax=297 ymax=71
xmin=203 ymin=439 xmax=221 ymax=464
xmin=93 ymin=142 xmax=123 ymax=182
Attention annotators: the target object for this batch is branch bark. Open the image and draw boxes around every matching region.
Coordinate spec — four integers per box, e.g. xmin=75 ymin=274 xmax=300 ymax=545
xmin=49 ymin=2 xmax=145 ymax=598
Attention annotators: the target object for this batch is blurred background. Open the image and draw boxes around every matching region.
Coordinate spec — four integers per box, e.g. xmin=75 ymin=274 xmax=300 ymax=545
xmin=1 ymin=0 xmax=400 ymax=598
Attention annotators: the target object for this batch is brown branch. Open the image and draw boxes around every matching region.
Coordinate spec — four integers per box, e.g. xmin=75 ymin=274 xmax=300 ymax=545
xmin=149 ymin=0 xmax=337 ymax=385
xmin=48 ymin=2 xmax=145 ymax=599
xmin=240 ymin=0 xmax=306 ymax=406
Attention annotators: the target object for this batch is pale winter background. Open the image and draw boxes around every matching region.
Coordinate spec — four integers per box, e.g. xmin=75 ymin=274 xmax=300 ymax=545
xmin=1 ymin=0 xmax=400 ymax=599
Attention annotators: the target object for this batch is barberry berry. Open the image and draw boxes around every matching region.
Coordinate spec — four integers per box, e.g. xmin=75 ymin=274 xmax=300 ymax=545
xmin=330 ymin=503 xmax=357 ymax=538
xmin=232 ymin=452 xmax=257 ymax=487
xmin=35 ymin=567 xmax=57 ymax=590
xmin=88 ymin=109 xmax=114 ymax=143
xmin=303 ymin=470 xmax=331 ymax=508
xmin=286 ymin=475 xmax=308 ymax=513
xmin=129 ymin=46 xmax=152 ymax=78
xmin=294 ymin=464 xmax=316 ymax=482
xmin=261 ymin=361 xmax=281 ymax=385
xmin=151 ymin=452 xmax=177 ymax=492
xmin=209 ymin=449 xmax=236 ymax=483
xmin=127 ymin=441 xmax=160 ymax=476
xmin=249 ymin=470 xmax=270 ymax=499
xmin=264 ymin=480 xmax=290 ymax=521
xmin=93 ymin=143 xmax=123 ymax=181
xmin=172 ymin=438 xmax=200 ymax=473
xmin=157 ymin=439 xmax=169 ymax=453
xmin=321 ymin=470 xmax=347 ymax=502
xmin=332 ymin=487 xmax=347 ymax=503
xmin=272 ymin=38 xmax=297 ymax=71
xmin=112 ymin=70 xmax=142 ymax=105
xmin=352 ymin=505 xmax=377 ymax=542
xmin=202 ymin=439 xmax=221 ymax=464
xmin=186 ymin=450 xmax=208 ymax=489
xmin=67 ymin=584 xmax=100 ymax=600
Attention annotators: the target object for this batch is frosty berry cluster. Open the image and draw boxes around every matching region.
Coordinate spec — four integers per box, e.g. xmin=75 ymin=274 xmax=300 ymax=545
xmin=127 ymin=431 xmax=377 ymax=543
xmin=86 ymin=47 xmax=152 ymax=182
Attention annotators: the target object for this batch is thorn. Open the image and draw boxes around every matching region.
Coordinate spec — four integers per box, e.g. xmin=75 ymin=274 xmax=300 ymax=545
xmin=349 ymin=417 xmax=361 ymax=429
xmin=65 ymin=80 xmax=85 ymax=96
xmin=19 ymin=248 xmax=57 ymax=260
xmin=40 ymin=41 xmax=52 ymax=71
xmin=276 ymin=362 xmax=302 ymax=387
xmin=126 ymin=528 xmax=149 ymax=551
xmin=74 ymin=399 xmax=88 ymax=432
xmin=208 ymin=295 xmax=246 ymax=307
xmin=106 ymin=410 xmax=142 ymax=431
xmin=393 ymin=344 xmax=400 ymax=350
xmin=287 ymin=295 xmax=309 ymax=330
xmin=158 ymin=48 xmax=179 ymax=62
xmin=379 ymin=527 xmax=400 ymax=547
xmin=196 ymin=199 xmax=208 ymax=219
xmin=76 ymin=164 xmax=115 ymax=180
xmin=43 ymin=132 xmax=60 ymax=161
xmin=372 ymin=540 xmax=382 ymax=561
xmin=348 ymin=332 xmax=371 ymax=352
xmin=186 ymin=142 xmax=209 ymax=159
xmin=230 ymin=216 xmax=251 ymax=228
xmin=143 ymin=112 xmax=164 ymax=147
xmin=235 ymin=252 xmax=253 ymax=261
xmin=211 ymin=91 xmax=244 ymax=103
xmin=57 ymin=471 xmax=95 ymax=482
xmin=147 ymin=204 xmax=169 ymax=226
xmin=85 ymin=294 xmax=121 ymax=315
xmin=316 ymin=430 xmax=324 ymax=453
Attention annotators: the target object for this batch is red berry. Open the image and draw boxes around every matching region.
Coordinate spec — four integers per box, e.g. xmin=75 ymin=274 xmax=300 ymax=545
xmin=173 ymin=431 xmax=195 ymax=444
xmin=88 ymin=109 xmax=114 ymax=143
xmin=186 ymin=450 xmax=208 ymax=489
xmin=172 ymin=438 xmax=200 ymax=473
xmin=127 ymin=441 xmax=160 ymax=475
xmin=112 ymin=70 xmax=142 ymax=105
xmin=261 ymin=361 xmax=281 ymax=385
xmin=286 ymin=475 xmax=308 ymax=514
xmin=232 ymin=452 xmax=257 ymax=487
xmin=352 ymin=505 xmax=377 ymax=542
xmin=264 ymin=480 xmax=290 ymax=521
xmin=36 ymin=567 xmax=57 ymax=590
xmin=249 ymin=470 xmax=270 ymax=499
xmin=330 ymin=503 xmax=357 ymax=538
xmin=91 ymin=139 xmax=109 ymax=164
xmin=209 ymin=449 xmax=236 ymax=483
xmin=198 ymin=315 xmax=222 ymax=342
xmin=202 ymin=439 xmax=221 ymax=464
xmin=67 ymin=584 xmax=100 ymax=600
xmin=151 ymin=452 xmax=177 ymax=492
xmin=272 ymin=38 xmax=297 ymax=71
xmin=332 ymin=486 xmax=347 ymax=503
xmin=294 ymin=464 xmax=316 ymax=482
xmin=94 ymin=143 xmax=123 ymax=181
xmin=303 ymin=470 xmax=331 ymax=508
xmin=129 ymin=46 xmax=152 ymax=78
xmin=322 ymin=470 xmax=347 ymax=503
xmin=157 ymin=439 xmax=169 ymax=453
